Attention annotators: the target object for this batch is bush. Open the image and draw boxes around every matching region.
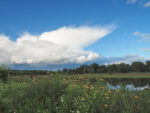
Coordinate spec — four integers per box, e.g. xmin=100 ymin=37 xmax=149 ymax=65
xmin=0 ymin=64 xmax=9 ymax=83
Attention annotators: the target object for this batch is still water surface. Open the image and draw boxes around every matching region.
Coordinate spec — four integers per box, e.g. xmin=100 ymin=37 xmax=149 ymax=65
xmin=104 ymin=78 xmax=150 ymax=91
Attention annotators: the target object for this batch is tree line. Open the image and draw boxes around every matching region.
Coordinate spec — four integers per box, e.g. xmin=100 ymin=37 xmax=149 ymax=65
xmin=9 ymin=70 xmax=52 ymax=76
xmin=0 ymin=64 xmax=54 ymax=82
xmin=1 ymin=60 xmax=150 ymax=79
xmin=60 ymin=61 xmax=150 ymax=74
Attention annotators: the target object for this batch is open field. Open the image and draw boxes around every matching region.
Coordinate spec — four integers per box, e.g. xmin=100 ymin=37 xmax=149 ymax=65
xmin=61 ymin=72 xmax=150 ymax=79
xmin=0 ymin=74 xmax=150 ymax=113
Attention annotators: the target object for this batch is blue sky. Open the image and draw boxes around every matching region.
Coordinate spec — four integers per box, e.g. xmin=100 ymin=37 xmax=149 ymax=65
xmin=0 ymin=0 xmax=150 ymax=69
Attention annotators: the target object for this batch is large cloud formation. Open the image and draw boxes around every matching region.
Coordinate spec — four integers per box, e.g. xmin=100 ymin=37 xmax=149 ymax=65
xmin=0 ymin=26 xmax=114 ymax=65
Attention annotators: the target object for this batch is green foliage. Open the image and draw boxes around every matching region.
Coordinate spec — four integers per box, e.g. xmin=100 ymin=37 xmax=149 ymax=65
xmin=0 ymin=75 xmax=150 ymax=113
xmin=60 ymin=61 xmax=150 ymax=75
xmin=0 ymin=64 xmax=9 ymax=83
xmin=2 ymin=61 xmax=150 ymax=76
xmin=146 ymin=60 xmax=150 ymax=72
xmin=9 ymin=70 xmax=53 ymax=76
xmin=131 ymin=62 xmax=146 ymax=72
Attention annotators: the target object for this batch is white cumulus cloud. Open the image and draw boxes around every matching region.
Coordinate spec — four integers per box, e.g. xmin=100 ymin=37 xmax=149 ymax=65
xmin=144 ymin=1 xmax=150 ymax=8
xmin=0 ymin=25 xmax=114 ymax=65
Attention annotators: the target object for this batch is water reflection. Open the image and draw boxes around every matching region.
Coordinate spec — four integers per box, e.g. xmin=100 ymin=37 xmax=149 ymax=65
xmin=104 ymin=78 xmax=150 ymax=87
xmin=107 ymin=83 xmax=149 ymax=91
xmin=103 ymin=78 xmax=150 ymax=90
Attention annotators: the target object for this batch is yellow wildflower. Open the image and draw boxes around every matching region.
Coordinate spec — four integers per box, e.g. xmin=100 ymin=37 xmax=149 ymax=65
xmin=100 ymin=86 xmax=105 ymax=89
xmin=84 ymin=85 xmax=89 ymax=89
xmin=106 ymin=96 xmax=110 ymax=100
xmin=107 ymin=90 xmax=112 ymax=94
xmin=100 ymin=78 xmax=104 ymax=81
xmin=134 ymin=96 xmax=139 ymax=99
xmin=104 ymin=93 xmax=108 ymax=96
xmin=79 ymin=76 xmax=83 ymax=79
xmin=81 ymin=97 xmax=85 ymax=101
xmin=104 ymin=104 xmax=108 ymax=107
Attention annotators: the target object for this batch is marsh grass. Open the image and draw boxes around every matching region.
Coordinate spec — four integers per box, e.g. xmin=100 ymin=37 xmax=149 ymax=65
xmin=0 ymin=75 xmax=150 ymax=113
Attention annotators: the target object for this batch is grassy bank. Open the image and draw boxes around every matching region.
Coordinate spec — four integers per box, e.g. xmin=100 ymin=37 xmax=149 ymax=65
xmin=61 ymin=72 xmax=150 ymax=79
xmin=0 ymin=74 xmax=150 ymax=113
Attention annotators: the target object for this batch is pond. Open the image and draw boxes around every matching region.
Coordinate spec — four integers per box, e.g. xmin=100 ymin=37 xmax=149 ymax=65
xmin=104 ymin=78 xmax=150 ymax=91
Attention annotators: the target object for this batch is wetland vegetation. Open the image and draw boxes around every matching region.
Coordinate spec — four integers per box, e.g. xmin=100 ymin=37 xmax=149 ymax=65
xmin=1 ymin=62 xmax=150 ymax=113
xmin=0 ymin=73 xmax=150 ymax=113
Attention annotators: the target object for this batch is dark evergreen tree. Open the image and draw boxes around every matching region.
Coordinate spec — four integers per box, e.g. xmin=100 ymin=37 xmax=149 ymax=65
xmin=146 ymin=60 xmax=150 ymax=72
xmin=131 ymin=62 xmax=146 ymax=72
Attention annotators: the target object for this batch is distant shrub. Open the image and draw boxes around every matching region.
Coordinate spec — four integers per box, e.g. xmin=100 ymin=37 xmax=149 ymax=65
xmin=0 ymin=64 xmax=9 ymax=83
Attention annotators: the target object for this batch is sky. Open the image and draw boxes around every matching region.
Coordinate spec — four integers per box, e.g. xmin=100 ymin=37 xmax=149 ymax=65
xmin=0 ymin=0 xmax=150 ymax=70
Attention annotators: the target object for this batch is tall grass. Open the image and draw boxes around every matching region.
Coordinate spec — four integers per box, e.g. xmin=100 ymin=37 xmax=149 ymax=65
xmin=0 ymin=75 xmax=150 ymax=113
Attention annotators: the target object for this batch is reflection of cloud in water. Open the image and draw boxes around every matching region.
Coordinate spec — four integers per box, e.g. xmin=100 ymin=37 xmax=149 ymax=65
xmin=126 ymin=84 xmax=149 ymax=91
xmin=107 ymin=83 xmax=121 ymax=90
xmin=107 ymin=83 xmax=149 ymax=91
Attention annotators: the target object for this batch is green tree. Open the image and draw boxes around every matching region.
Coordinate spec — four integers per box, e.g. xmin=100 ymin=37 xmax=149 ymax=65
xmin=131 ymin=62 xmax=146 ymax=72
xmin=79 ymin=65 xmax=89 ymax=73
xmin=90 ymin=63 xmax=99 ymax=73
xmin=117 ymin=63 xmax=131 ymax=73
xmin=107 ymin=64 xmax=118 ymax=74
xmin=146 ymin=60 xmax=150 ymax=72
xmin=0 ymin=64 xmax=9 ymax=83
xmin=98 ymin=65 xmax=107 ymax=73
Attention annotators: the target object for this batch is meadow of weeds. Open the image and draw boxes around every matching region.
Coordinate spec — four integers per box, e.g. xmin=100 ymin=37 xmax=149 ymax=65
xmin=0 ymin=74 xmax=150 ymax=113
